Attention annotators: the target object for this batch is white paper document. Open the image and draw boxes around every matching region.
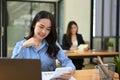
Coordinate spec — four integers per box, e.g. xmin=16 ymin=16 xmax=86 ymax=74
xmin=42 ymin=67 xmax=76 ymax=80
xmin=78 ymin=44 xmax=88 ymax=51
xmin=42 ymin=71 xmax=54 ymax=80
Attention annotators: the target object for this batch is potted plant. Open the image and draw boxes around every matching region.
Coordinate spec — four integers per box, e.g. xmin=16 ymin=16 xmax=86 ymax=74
xmin=107 ymin=41 xmax=114 ymax=51
xmin=114 ymin=56 xmax=120 ymax=79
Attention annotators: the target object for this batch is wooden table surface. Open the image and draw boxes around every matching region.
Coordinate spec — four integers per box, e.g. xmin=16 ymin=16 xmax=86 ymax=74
xmin=66 ymin=51 xmax=118 ymax=58
xmin=73 ymin=69 xmax=119 ymax=80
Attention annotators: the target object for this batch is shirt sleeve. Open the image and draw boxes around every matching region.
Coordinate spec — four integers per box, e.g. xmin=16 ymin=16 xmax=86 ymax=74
xmin=56 ymin=42 xmax=76 ymax=71
xmin=11 ymin=41 xmax=25 ymax=58
xmin=78 ymin=34 xmax=85 ymax=45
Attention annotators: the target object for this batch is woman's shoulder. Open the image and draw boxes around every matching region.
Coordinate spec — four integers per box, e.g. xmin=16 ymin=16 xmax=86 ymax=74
xmin=63 ymin=34 xmax=67 ymax=36
xmin=77 ymin=33 xmax=82 ymax=36
xmin=16 ymin=39 xmax=26 ymax=45
xmin=62 ymin=34 xmax=67 ymax=38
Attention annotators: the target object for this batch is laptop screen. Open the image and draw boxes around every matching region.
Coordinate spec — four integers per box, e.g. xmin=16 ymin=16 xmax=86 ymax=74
xmin=0 ymin=58 xmax=41 ymax=80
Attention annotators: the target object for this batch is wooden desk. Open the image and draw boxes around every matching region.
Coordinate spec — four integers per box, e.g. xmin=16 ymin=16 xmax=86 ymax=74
xmin=66 ymin=51 xmax=118 ymax=58
xmin=73 ymin=69 xmax=119 ymax=80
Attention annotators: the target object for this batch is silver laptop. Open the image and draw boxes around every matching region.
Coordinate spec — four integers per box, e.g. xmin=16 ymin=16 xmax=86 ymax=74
xmin=0 ymin=58 xmax=41 ymax=80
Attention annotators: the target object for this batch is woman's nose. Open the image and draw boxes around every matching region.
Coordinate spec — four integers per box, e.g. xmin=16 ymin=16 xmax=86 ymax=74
xmin=41 ymin=29 xmax=46 ymax=33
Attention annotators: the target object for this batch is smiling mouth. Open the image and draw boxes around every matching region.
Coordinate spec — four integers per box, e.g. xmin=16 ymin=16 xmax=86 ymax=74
xmin=40 ymin=34 xmax=46 ymax=38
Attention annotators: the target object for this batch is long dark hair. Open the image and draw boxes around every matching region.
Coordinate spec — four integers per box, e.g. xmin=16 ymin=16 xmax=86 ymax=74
xmin=66 ymin=21 xmax=78 ymax=45
xmin=24 ymin=11 xmax=59 ymax=58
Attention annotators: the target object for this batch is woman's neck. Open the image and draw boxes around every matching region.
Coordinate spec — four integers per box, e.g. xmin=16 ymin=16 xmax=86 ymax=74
xmin=33 ymin=36 xmax=43 ymax=45
xmin=72 ymin=34 xmax=76 ymax=37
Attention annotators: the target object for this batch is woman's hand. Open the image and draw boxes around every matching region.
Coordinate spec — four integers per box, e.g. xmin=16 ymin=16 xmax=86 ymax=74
xmin=84 ymin=47 xmax=89 ymax=51
xmin=56 ymin=70 xmax=75 ymax=80
xmin=70 ymin=46 xmax=78 ymax=50
xmin=22 ymin=37 xmax=41 ymax=48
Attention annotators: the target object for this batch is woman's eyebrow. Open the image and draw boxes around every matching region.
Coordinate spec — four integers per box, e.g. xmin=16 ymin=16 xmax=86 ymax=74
xmin=39 ymin=24 xmax=44 ymax=27
xmin=40 ymin=24 xmax=51 ymax=28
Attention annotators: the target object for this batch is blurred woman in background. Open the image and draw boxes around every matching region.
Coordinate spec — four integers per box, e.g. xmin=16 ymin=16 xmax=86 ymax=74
xmin=62 ymin=21 xmax=88 ymax=70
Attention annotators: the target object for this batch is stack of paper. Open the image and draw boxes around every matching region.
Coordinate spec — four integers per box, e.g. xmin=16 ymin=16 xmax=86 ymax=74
xmin=42 ymin=67 xmax=76 ymax=80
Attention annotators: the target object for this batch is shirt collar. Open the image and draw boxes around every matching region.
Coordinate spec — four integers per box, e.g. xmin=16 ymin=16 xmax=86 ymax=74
xmin=37 ymin=39 xmax=48 ymax=50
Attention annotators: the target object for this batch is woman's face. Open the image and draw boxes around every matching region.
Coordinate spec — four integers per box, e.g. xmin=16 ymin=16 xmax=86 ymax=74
xmin=34 ymin=18 xmax=51 ymax=40
xmin=71 ymin=24 xmax=78 ymax=35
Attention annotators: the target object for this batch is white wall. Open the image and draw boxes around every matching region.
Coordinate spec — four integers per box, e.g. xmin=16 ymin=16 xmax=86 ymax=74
xmin=63 ymin=0 xmax=91 ymax=42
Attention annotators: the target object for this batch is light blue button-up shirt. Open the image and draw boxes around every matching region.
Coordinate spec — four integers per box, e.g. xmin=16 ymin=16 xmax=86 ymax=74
xmin=11 ymin=39 xmax=76 ymax=71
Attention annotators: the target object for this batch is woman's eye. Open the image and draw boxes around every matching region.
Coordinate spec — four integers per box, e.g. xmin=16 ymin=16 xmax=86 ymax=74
xmin=47 ymin=28 xmax=51 ymax=31
xmin=39 ymin=26 xmax=43 ymax=28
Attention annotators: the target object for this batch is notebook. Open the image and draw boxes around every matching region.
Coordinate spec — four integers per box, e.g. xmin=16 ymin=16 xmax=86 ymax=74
xmin=0 ymin=58 xmax=41 ymax=80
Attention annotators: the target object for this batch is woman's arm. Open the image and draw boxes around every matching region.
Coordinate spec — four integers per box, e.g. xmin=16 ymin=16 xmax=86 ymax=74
xmin=77 ymin=34 xmax=85 ymax=44
xmin=11 ymin=40 xmax=25 ymax=58
xmin=56 ymin=42 xmax=76 ymax=70
xmin=55 ymin=43 xmax=76 ymax=80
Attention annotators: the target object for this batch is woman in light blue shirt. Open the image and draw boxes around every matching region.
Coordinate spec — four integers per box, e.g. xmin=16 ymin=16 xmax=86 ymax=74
xmin=11 ymin=11 xmax=75 ymax=80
